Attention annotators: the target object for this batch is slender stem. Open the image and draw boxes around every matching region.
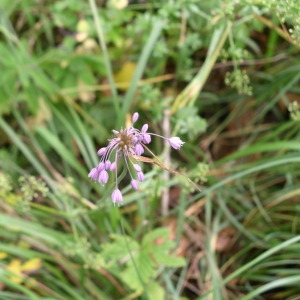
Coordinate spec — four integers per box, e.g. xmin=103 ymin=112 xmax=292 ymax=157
xmin=228 ymin=30 xmax=238 ymax=72
xmin=124 ymin=155 xmax=134 ymax=180
xmin=147 ymin=132 xmax=170 ymax=141
xmin=114 ymin=152 xmax=118 ymax=188
xmin=88 ymin=0 xmax=120 ymax=115
xmin=120 ymin=218 xmax=150 ymax=300
xmin=120 ymin=20 xmax=164 ymax=125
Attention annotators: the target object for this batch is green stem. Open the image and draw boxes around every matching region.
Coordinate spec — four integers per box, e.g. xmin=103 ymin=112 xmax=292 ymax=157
xmin=120 ymin=218 xmax=150 ymax=300
xmin=88 ymin=0 xmax=120 ymax=115
xmin=120 ymin=19 xmax=164 ymax=125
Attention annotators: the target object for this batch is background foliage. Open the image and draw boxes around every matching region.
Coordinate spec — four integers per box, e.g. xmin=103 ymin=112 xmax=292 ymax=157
xmin=1 ymin=0 xmax=300 ymax=299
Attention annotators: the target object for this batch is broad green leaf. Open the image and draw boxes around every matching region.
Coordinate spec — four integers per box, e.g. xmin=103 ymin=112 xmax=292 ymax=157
xmin=146 ymin=280 xmax=165 ymax=300
xmin=101 ymin=234 xmax=139 ymax=262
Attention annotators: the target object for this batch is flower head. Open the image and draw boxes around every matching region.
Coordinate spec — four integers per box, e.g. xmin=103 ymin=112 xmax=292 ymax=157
xmin=88 ymin=112 xmax=184 ymax=204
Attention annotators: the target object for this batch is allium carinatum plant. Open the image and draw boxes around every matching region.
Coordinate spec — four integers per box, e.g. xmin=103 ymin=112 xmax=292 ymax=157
xmin=88 ymin=112 xmax=184 ymax=205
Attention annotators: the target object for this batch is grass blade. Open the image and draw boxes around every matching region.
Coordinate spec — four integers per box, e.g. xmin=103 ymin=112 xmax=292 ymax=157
xmin=121 ymin=19 xmax=164 ymax=122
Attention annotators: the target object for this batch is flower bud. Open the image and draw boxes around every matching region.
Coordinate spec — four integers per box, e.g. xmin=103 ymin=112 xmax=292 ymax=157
xmin=131 ymin=179 xmax=139 ymax=190
xmin=111 ymin=189 xmax=123 ymax=204
xmin=168 ymin=137 xmax=185 ymax=150
xmin=97 ymin=147 xmax=106 ymax=156
xmin=132 ymin=112 xmax=139 ymax=123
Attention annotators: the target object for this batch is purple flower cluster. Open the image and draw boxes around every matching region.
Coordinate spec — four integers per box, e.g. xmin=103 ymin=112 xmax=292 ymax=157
xmin=88 ymin=112 xmax=184 ymax=205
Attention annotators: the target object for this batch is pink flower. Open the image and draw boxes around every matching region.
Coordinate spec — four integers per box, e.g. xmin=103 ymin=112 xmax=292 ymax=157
xmin=111 ymin=189 xmax=123 ymax=204
xmin=134 ymin=143 xmax=144 ymax=155
xmin=98 ymin=162 xmax=105 ymax=171
xmin=168 ymin=137 xmax=185 ymax=149
xmin=88 ymin=168 xmax=98 ymax=180
xmin=97 ymin=147 xmax=106 ymax=156
xmin=141 ymin=124 xmax=148 ymax=133
xmin=110 ymin=161 xmax=117 ymax=171
xmin=137 ymin=171 xmax=144 ymax=182
xmin=142 ymin=133 xmax=151 ymax=144
xmin=98 ymin=170 xmax=109 ymax=184
xmin=133 ymin=164 xmax=142 ymax=172
xmin=105 ymin=160 xmax=111 ymax=170
xmin=131 ymin=179 xmax=139 ymax=190
xmin=132 ymin=112 xmax=139 ymax=123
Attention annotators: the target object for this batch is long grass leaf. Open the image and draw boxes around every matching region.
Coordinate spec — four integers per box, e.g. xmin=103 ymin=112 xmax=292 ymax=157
xmin=121 ymin=19 xmax=164 ymax=121
xmin=193 ymin=155 xmax=300 ymax=202
xmin=217 ymin=191 xmax=262 ymax=243
xmin=67 ymin=105 xmax=98 ymax=167
xmin=224 ymin=235 xmax=300 ymax=285
xmin=240 ymin=275 xmax=300 ymax=300
xmin=88 ymin=0 xmax=119 ymax=116
xmin=0 ymin=117 xmax=51 ymax=181
xmin=218 ymin=141 xmax=300 ymax=163
xmin=0 ymin=276 xmax=41 ymax=300
xmin=34 ymin=126 xmax=87 ymax=177
xmin=0 ymin=213 xmax=68 ymax=246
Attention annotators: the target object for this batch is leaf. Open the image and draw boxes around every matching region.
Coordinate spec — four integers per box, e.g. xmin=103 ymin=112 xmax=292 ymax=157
xmin=120 ymin=230 xmax=185 ymax=292
xmin=0 ymin=213 xmax=68 ymax=246
xmin=6 ymin=257 xmax=42 ymax=283
xmin=120 ymin=250 xmax=156 ymax=291
xmin=142 ymin=228 xmax=186 ymax=268
xmin=119 ymin=229 xmax=173 ymax=291
xmin=21 ymin=258 xmax=42 ymax=273
xmin=6 ymin=259 xmax=23 ymax=283
xmin=155 ymin=254 xmax=186 ymax=268
xmin=101 ymin=234 xmax=139 ymax=263
xmin=0 ymin=252 xmax=8 ymax=259
xmin=142 ymin=228 xmax=170 ymax=245
xmin=26 ymin=98 xmax=53 ymax=129
xmin=146 ymin=281 xmax=165 ymax=300
xmin=34 ymin=125 xmax=87 ymax=177
xmin=114 ymin=61 xmax=136 ymax=91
